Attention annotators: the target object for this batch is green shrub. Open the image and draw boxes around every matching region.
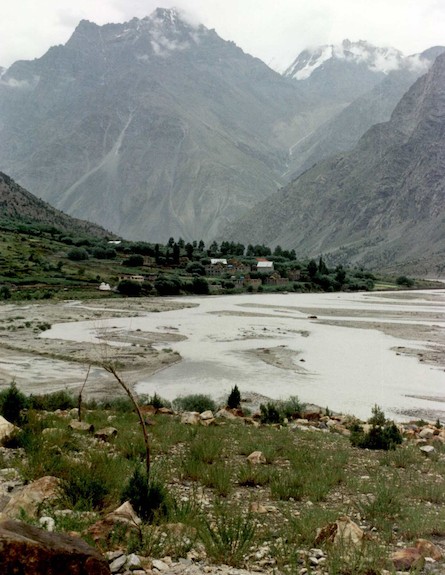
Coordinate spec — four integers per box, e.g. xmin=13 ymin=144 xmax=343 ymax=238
xmin=190 ymin=276 xmax=209 ymax=294
xmin=60 ymin=465 xmax=109 ymax=511
xmin=260 ymin=402 xmax=283 ymax=424
xmin=29 ymin=390 xmax=77 ymax=411
xmin=122 ymin=254 xmax=144 ymax=267
xmin=173 ymin=394 xmax=216 ymax=413
xmin=154 ymin=277 xmax=181 ymax=296
xmin=117 ymin=279 xmax=142 ymax=297
xmin=0 ymin=286 xmax=11 ymax=300
xmin=270 ymin=469 xmax=304 ymax=500
xmin=350 ymin=406 xmax=403 ymax=451
xmin=280 ymin=395 xmax=304 ymax=419
xmin=368 ymin=404 xmax=386 ymax=427
xmin=121 ymin=466 xmax=169 ymax=522
xmin=227 ymin=385 xmax=241 ymax=409
xmin=67 ymin=247 xmax=89 ymax=261
xmin=199 ymin=500 xmax=256 ymax=566
xmin=396 ymin=275 xmax=414 ymax=287
xmin=142 ymin=393 xmax=169 ymax=409
xmin=0 ymin=382 xmax=28 ymax=425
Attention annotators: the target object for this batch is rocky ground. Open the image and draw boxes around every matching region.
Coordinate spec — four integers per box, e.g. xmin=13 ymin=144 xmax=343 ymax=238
xmin=1 ymin=402 xmax=445 ymax=574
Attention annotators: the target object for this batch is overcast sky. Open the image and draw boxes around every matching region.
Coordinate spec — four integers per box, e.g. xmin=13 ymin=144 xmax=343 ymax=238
xmin=2 ymin=0 xmax=445 ymax=71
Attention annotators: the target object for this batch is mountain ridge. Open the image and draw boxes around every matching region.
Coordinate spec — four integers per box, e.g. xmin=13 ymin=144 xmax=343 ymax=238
xmin=0 ymin=9 xmax=310 ymax=242
xmin=0 ymin=171 xmax=114 ymax=238
xmin=223 ymin=52 xmax=445 ymax=275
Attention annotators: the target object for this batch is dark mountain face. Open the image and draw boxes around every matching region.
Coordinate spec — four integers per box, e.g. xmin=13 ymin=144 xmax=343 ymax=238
xmin=0 ymin=172 xmax=112 ymax=238
xmin=224 ymin=53 xmax=445 ymax=274
xmin=0 ymin=8 xmax=311 ymax=242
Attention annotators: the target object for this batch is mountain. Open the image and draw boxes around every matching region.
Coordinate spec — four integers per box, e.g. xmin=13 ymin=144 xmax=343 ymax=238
xmin=0 ymin=8 xmax=311 ymax=242
xmin=224 ymin=52 xmax=445 ymax=275
xmin=285 ymin=39 xmax=425 ymax=94
xmin=284 ymin=47 xmax=445 ymax=180
xmin=0 ymin=172 xmax=112 ymax=238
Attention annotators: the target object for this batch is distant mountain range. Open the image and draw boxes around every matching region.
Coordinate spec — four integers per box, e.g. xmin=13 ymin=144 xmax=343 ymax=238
xmin=224 ymin=52 xmax=445 ymax=275
xmin=0 ymin=9 xmax=307 ymax=242
xmin=0 ymin=8 xmax=444 ymax=273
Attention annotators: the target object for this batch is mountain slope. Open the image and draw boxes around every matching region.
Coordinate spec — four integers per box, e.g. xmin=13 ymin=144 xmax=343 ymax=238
xmin=224 ymin=52 xmax=445 ymax=274
xmin=283 ymin=43 xmax=443 ymax=180
xmin=0 ymin=8 xmax=310 ymax=242
xmin=0 ymin=172 xmax=112 ymax=238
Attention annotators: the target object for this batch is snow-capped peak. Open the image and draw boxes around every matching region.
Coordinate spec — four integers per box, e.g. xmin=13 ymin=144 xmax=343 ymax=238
xmin=284 ymin=40 xmax=418 ymax=80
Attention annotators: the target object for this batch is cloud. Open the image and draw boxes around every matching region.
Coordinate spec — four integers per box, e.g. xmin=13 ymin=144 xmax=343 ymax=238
xmin=1 ymin=0 xmax=445 ymax=70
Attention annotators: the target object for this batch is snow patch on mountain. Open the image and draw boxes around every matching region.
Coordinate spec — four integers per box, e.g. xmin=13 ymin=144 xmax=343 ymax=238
xmin=285 ymin=40 xmax=428 ymax=80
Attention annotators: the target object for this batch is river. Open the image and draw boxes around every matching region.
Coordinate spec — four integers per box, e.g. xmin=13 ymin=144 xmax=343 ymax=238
xmin=133 ymin=290 xmax=445 ymax=421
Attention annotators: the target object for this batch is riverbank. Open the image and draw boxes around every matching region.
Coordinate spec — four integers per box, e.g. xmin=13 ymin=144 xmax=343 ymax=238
xmin=0 ymin=290 xmax=443 ymax=420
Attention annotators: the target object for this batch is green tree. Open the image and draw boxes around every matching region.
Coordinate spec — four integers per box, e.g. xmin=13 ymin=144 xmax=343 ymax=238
xmin=67 ymin=247 xmax=89 ymax=261
xmin=122 ymin=254 xmax=144 ymax=267
xmin=307 ymin=259 xmax=318 ymax=278
xmin=396 ymin=275 xmax=414 ymax=288
xmin=227 ymin=385 xmax=241 ymax=409
xmin=191 ymin=276 xmax=209 ymax=294
xmin=173 ymin=243 xmax=180 ymax=265
xmin=0 ymin=286 xmax=11 ymax=300
xmin=117 ymin=280 xmax=142 ymax=297
xmin=0 ymin=382 xmax=28 ymax=425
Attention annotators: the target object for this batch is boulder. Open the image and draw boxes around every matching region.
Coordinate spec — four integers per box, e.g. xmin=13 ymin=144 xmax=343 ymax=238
xmin=302 ymin=409 xmax=321 ymax=421
xmin=125 ymin=553 xmax=142 ymax=570
xmin=199 ymin=410 xmax=214 ymax=420
xmin=315 ymin=516 xmax=364 ymax=547
xmin=391 ymin=548 xmax=425 ymax=571
xmin=415 ymin=538 xmax=443 ymax=560
xmin=250 ymin=502 xmax=268 ymax=514
xmin=109 ymin=553 xmax=127 ymax=573
xmin=0 ymin=416 xmax=18 ymax=445
xmin=69 ymin=421 xmax=94 ymax=433
xmin=200 ymin=417 xmax=216 ymax=427
xmin=419 ymin=445 xmax=435 ymax=455
xmin=2 ymin=476 xmax=61 ymax=519
xmin=94 ymin=427 xmax=118 ymax=442
xmin=87 ymin=501 xmax=141 ymax=544
xmin=215 ymin=408 xmax=238 ymax=420
xmin=419 ymin=427 xmax=435 ymax=439
xmin=247 ymin=451 xmax=266 ymax=465
xmin=180 ymin=412 xmax=200 ymax=425
xmin=157 ymin=407 xmax=174 ymax=415
xmin=244 ymin=418 xmax=260 ymax=428
xmin=0 ymin=519 xmax=110 ymax=574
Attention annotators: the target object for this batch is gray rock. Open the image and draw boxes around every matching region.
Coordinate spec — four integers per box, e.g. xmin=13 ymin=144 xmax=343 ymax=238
xmin=69 ymin=421 xmax=94 ymax=433
xmin=152 ymin=559 xmax=170 ymax=571
xmin=125 ymin=553 xmax=142 ymax=570
xmin=110 ymin=554 xmax=127 ymax=573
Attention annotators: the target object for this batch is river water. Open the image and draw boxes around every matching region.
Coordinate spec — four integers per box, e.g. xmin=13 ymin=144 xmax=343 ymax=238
xmin=133 ymin=290 xmax=445 ymax=421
